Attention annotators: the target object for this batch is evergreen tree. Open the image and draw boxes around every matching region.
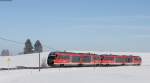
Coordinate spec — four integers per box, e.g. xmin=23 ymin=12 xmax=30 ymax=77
xmin=24 ymin=39 xmax=33 ymax=54
xmin=1 ymin=49 xmax=10 ymax=56
xmin=34 ymin=40 xmax=43 ymax=53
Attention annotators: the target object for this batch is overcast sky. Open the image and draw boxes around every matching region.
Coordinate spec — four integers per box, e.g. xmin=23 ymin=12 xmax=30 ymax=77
xmin=0 ymin=0 xmax=150 ymax=53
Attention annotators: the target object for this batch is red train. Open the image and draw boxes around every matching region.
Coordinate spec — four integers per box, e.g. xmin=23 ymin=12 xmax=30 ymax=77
xmin=47 ymin=51 xmax=142 ymax=67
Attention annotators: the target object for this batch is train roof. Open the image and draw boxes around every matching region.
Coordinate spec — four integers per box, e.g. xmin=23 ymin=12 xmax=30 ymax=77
xmin=49 ymin=51 xmax=98 ymax=56
xmin=49 ymin=51 xmax=140 ymax=57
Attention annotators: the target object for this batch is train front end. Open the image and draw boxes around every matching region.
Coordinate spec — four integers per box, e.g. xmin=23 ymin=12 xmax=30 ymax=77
xmin=47 ymin=52 xmax=57 ymax=66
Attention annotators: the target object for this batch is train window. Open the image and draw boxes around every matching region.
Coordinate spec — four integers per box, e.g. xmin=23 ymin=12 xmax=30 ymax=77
xmin=63 ymin=55 xmax=70 ymax=59
xmin=57 ymin=55 xmax=70 ymax=60
xmin=48 ymin=52 xmax=56 ymax=60
xmin=134 ymin=57 xmax=141 ymax=61
xmin=125 ymin=58 xmax=129 ymax=62
xmin=82 ymin=56 xmax=91 ymax=63
xmin=72 ymin=56 xmax=80 ymax=62
xmin=115 ymin=58 xmax=125 ymax=63
xmin=48 ymin=56 xmax=56 ymax=61
xmin=49 ymin=52 xmax=55 ymax=56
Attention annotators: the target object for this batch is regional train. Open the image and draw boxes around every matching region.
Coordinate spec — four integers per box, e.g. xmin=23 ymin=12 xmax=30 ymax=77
xmin=47 ymin=51 xmax=142 ymax=67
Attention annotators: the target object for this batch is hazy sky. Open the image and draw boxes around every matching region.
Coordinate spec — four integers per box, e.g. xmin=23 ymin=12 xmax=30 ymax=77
xmin=0 ymin=0 xmax=150 ymax=53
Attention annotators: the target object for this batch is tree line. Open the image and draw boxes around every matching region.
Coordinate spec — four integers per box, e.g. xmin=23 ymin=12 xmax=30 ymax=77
xmin=24 ymin=39 xmax=43 ymax=54
xmin=0 ymin=39 xmax=43 ymax=56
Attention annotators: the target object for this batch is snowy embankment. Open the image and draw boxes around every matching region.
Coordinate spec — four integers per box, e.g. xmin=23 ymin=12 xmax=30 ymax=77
xmin=0 ymin=52 xmax=49 ymax=68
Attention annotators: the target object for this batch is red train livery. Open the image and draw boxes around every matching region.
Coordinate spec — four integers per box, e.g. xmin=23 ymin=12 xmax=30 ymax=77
xmin=47 ymin=51 xmax=142 ymax=67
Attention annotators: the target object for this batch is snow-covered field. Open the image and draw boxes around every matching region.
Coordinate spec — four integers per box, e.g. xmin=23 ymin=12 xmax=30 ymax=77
xmin=0 ymin=51 xmax=150 ymax=83
xmin=0 ymin=66 xmax=149 ymax=83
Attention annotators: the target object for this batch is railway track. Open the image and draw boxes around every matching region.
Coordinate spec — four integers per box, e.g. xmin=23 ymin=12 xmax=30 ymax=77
xmin=0 ymin=65 xmax=133 ymax=71
xmin=0 ymin=67 xmax=50 ymax=71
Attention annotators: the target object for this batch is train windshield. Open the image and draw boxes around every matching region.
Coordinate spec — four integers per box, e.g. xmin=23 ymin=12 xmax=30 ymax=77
xmin=47 ymin=52 xmax=56 ymax=66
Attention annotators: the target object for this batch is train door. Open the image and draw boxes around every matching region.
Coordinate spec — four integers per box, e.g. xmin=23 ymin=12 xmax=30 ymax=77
xmin=127 ymin=56 xmax=133 ymax=64
xmin=82 ymin=55 xmax=91 ymax=65
xmin=71 ymin=55 xmax=81 ymax=66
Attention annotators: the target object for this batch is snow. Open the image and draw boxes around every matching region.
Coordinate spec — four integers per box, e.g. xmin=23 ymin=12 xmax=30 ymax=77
xmin=0 ymin=66 xmax=150 ymax=83
xmin=0 ymin=52 xmax=49 ymax=68
xmin=0 ymin=51 xmax=150 ymax=83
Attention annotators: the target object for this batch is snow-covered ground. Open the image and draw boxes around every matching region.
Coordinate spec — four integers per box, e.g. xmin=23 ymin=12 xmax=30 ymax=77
xmin=0 ymin=52 xmax=50 ymax=68
xmin=0 ymin=51 xmax=150 ymax=83
xmin=0 ymin=66 xmax=149 ymax=83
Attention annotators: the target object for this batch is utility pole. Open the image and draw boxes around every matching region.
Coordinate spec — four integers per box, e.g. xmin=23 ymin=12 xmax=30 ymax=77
xmin=39 ymin=52 xmax=41 ymax=72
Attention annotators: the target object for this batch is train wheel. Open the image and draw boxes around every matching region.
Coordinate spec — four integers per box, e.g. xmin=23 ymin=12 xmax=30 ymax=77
xmin=136 ymin=64 xmax=141 ymax=66
xmin=60 ymin=64 xmax=64 ymax=67
xmin=96 ymin=64 xmax=99 ymax=66
xmin=122 ymin=64 xmax=125 ymax=66
xmin=48 ymin=61 xmax=54 ymax=66
xmin=78 ymin=64 xmax=83 ymax=67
